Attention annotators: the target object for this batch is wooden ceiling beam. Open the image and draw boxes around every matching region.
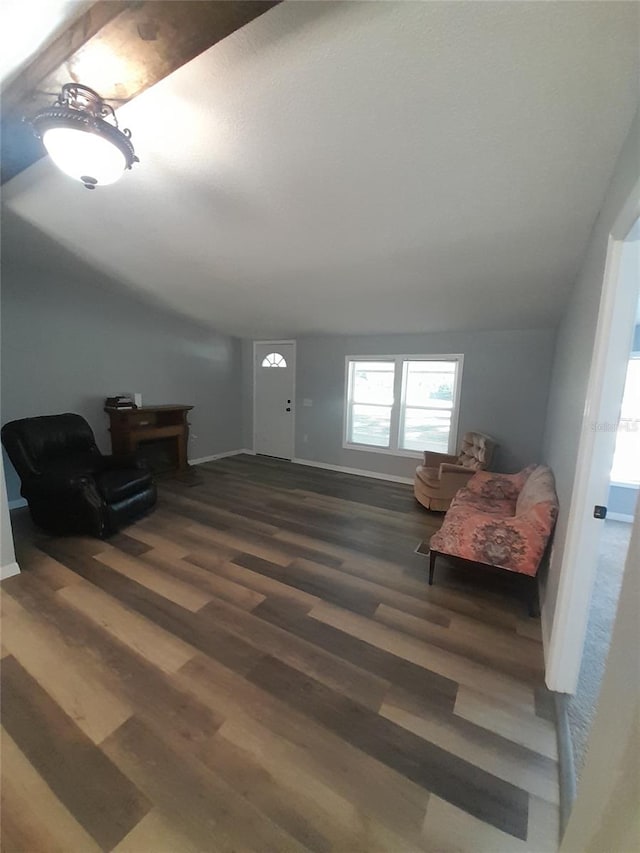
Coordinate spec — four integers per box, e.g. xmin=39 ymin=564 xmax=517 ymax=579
xmin=1 ymin=0 xmax=279 ymax=184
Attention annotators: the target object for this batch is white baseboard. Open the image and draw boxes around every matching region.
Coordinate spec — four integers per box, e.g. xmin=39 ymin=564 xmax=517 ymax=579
xmin=8 ymin=498 xmax=27 ymax=510
xmin=291 ymin=457 xmax=414 ymax=485
xmin=607 ymin=512 xmax=634 ymax=523
xmin=1 ymin=561 xmax=20 ymax=581
xmin=189 ymin=449 xmax=252 ymax=465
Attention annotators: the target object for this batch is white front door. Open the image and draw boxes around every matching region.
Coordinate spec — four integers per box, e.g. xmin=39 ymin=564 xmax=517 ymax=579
xmin=254 ymin=341 xmax=295 ymax=459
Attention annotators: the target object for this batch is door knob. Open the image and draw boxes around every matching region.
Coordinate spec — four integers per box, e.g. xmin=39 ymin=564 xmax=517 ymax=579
xmin=286 ymin=407 xmax=291 ymax=412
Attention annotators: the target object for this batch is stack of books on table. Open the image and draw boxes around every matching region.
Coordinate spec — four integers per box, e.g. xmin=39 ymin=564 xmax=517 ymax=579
xmin=105 ymin=395 xmax=137 ymax=410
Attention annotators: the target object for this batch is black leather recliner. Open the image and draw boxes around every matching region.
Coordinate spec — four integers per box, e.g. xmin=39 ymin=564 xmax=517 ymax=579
xmin=1 ymin=413 xmax=157 ymax=538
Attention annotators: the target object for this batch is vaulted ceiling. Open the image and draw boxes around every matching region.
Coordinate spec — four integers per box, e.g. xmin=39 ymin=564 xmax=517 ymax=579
xmin=2 ymin=1 xmax=638 ymax=338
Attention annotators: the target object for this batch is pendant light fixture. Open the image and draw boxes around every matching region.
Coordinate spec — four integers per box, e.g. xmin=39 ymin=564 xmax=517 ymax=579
xmin=32 ymin=83 xmax=139 ymax=189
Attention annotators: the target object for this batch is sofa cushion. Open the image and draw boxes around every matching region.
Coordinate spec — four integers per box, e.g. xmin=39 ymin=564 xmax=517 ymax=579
xmin=429 ymin=464 xmax=558 ymax=577
xmin=430 ymin=504 xmax=549 ymax=576
xmin=516 ymin=466 xmax=558 ymax=516
xmin=96 ymin=468 xmax=153 ymax=504
xmin=450 ymin=488 xmax=517 ymax=516
xmin=463 ymin=465 xmax=537 ymax=502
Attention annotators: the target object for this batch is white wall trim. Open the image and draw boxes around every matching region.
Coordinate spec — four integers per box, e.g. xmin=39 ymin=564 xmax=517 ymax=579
xmin=607 ymin=511 xmax=634 ymax=523
xmin=8 ymin=498 xmax=27 ymax=510
xmin=1 ymin=561 xmax=20 ymax=581
xmin=554 ymin=692 xmax=577 ymax=833
xmin=189 ymin=449 xmax=251 ymax=465
xmin=292 ymin=456 xmax=414 ymax=485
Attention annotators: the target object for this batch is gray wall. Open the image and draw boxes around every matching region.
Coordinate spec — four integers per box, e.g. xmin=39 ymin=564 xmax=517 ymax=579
xmin=542 ymin=110 xmax=639 ymax=630
xmin=608 ymin=485 xmax=638 ymax=519
xmin=240 ymin=339 xmax=255 ymax=451
xmin=243 ymin=329 xmax=555 ymax=479
xmin=1 ymin=215 xmax=244 ymax=504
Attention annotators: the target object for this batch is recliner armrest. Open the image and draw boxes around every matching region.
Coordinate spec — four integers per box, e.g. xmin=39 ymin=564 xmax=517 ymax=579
xmin=439 ymin=463 xmax=473 ymax=476
xmin=27 ymin=470 xmax=97 ymax=496
xmin=423 ymin=451 xmax=457 ymax=467
xmin=99 ymin=453 xmax=148 ymax=472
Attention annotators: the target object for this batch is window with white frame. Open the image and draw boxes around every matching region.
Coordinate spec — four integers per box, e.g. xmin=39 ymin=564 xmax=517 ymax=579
xmin=344 ymin=355 xmax=463 ymax=455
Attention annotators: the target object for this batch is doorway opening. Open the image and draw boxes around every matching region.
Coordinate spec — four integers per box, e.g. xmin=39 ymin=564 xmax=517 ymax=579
xmin=553 ymin=219 xmax=639 ymax=788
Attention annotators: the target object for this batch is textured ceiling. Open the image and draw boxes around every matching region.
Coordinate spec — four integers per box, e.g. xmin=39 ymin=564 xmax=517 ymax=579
xmin=2 ymin=0 xmax=638 ymax=338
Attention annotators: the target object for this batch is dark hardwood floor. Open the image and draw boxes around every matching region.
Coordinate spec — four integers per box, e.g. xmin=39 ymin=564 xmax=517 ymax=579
xmin=1 ymin=454 xmax=559 ymax=852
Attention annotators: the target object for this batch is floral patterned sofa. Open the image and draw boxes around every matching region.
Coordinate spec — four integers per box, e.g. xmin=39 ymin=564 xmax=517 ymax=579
xmin=428 ymin=465 xmax=558 ymax=614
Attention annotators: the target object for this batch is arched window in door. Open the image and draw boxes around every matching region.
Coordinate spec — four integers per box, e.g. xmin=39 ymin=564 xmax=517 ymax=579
xmin=261 ymin=352 xmax=287 ymax=368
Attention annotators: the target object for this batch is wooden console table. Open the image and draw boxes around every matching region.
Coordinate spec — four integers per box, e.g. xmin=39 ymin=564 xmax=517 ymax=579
xmin=105 ymin=404 xmax=193 ymax=473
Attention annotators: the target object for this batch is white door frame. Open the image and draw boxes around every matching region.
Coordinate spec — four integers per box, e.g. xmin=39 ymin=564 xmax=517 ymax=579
xmin=252 ymin=340 xmax=296 ymax=459
xmin=546 ymin=181 xmax=640 ymax=693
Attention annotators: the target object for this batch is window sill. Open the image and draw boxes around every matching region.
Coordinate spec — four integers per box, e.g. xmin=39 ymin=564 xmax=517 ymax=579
xmin=610 ymin=481 xmax=640 ymax=489
xmin=343 ymin=443 xmax=432 ymax=459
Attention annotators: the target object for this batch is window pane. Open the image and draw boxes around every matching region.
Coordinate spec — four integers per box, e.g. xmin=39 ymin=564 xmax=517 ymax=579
xmin=352 ymin=362 xmax=395 ymax=405
xmin=404 ymin=361 xmax=456 ymax=409
xmin=350 ymin=404 xmax=392 ymax=447
xmin=619 ymin=359 xmax=640 ymax=420
xmin=611 ymin=358 xmax=640 ymax=484
xmin=401 ymin=408 xmax=451 ymax=452
xmin=261 ymin=352 xmax=287 ymax=368
xmin=610 ymin=423 xmax=640 ymax=484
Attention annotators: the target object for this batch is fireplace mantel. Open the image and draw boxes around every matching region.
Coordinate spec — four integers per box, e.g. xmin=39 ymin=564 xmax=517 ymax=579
xmin=105 ymin=404 xmax=193 ymax=473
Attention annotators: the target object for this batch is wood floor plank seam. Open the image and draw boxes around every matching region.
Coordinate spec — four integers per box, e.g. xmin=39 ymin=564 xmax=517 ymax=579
xmin=246 ymin=654 xmax=530 ymax=840
xmin=309 ymin=600 xmax=538 ymax=708
xmin=3 ymin=570 xmax=225 ymax=748
xmin=2 ymin=455 xmax=560 ymax=852
xmin=177 ymin=653 xmax=433 ymax=842
xmin=1 ymin=656 xmax=151 ymax=851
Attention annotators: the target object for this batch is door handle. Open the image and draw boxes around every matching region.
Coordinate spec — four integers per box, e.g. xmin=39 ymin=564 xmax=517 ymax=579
xmin=285 ymin=407 xmax=291 ymax=412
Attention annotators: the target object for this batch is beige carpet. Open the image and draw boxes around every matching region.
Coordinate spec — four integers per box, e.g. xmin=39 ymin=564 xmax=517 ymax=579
xmin=567 ymin=520 xmax=631 ymax=780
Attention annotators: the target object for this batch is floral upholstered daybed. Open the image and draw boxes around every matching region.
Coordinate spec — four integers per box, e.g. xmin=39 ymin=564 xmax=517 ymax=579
xmin=428 ymin=465 xmax=558 ymax=615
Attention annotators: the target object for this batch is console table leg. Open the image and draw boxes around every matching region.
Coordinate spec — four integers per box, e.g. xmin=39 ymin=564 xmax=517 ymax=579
xmin=429 ymin=550 xmax=436 ymax=585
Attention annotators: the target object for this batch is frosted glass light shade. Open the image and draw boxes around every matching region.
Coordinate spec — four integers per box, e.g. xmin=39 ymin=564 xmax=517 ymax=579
xmin=43 ymin=127 xmax=127 ymax=186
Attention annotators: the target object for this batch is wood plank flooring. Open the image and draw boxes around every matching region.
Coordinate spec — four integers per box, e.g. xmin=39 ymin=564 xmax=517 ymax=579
xmin=1 ymin=454 xmax=559 ymax=852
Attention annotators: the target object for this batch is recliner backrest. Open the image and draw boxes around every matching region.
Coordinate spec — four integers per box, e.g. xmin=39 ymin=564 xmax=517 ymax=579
xmin=456 ymin=432 xmax=497 ymax=471
xmin=1 ymin=413 xmax=99 ymax=481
